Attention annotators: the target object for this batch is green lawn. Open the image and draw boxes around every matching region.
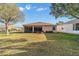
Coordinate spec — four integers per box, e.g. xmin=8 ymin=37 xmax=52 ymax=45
xmin=0 ymin=33 xmax=79 ymax=56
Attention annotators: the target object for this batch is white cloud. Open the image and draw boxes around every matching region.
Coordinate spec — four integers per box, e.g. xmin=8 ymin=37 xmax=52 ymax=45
xmin=25 ymin=4 xmax=31 ymax=10
xmin=19 ymin=7 xmax=24 ymax=11
xmin=36 ymin=7 xmax=48 ymax=11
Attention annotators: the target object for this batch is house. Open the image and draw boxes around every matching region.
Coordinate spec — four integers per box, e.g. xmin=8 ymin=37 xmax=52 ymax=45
xmin=56 ymin=19 xmax=79 ymax=34
xmin=23 ymin=22 xmax=53 ymax=33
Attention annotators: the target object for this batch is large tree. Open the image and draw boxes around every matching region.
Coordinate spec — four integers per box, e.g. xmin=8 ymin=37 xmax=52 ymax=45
xmin=50 ymin=3 xmax=79 ymax=19
xmin=0 ymin=4 xmax=24 ymax=35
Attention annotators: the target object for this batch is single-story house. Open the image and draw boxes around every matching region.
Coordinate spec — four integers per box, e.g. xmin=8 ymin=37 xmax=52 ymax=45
xmin=23 ymin=22 xmax=53 ymax=33
xmin=56 ymin=19 xmax=79 ymax=34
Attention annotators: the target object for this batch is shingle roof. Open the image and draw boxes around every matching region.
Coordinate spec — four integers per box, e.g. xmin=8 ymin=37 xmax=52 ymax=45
xmin=65 ymin=19 xmax=79 ymax=24
xmin=23 ymin=22 xmax=53 ymax=26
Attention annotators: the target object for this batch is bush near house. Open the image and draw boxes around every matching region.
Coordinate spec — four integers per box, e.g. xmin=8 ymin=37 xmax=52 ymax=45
xmin=45 ymin=31 xmax=53 ymax=33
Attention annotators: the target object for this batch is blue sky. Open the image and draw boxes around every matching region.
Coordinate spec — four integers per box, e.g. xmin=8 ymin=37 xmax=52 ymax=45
xmin=15 ymin=3 xmax=71 ymax=27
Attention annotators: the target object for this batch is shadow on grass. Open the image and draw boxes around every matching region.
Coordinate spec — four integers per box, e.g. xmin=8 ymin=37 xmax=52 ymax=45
xmin=0 ymin=38 xmax=27 ymax=43
xmin=9 ymin=48 xmax=49 ymax=56
xmin=1 ymin=33 xmax=79 ymax=56
xmin=1 ymin=40 xmax=79 ymax=56
xmin=0 ymin=42 xmax=49 ymax=56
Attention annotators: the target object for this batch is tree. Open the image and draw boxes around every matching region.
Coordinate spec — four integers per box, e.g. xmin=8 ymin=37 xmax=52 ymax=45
xmin=50 ymin=3 xmax=79 ymax=19
xmin=56 ymin=21 xmax=64 ymax=25
xmin=0 ymin=4 xmax=24 ymax=35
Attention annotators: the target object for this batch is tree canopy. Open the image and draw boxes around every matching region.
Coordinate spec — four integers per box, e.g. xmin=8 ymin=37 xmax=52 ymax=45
xmin=0 ymin=3 xmax=24 ymax=35
xmin=56 ymin=21 xmax=64 ymax=25
xmin=0 ymin=4 xmax=24 ymax=24
xmin=50 ymin=3 xmax=79 ymax=19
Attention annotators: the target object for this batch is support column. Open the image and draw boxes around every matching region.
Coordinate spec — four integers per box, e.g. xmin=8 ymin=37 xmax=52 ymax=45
xmin=73 ymin=24 xmax=76 ymax=30
xmin=32 ymin=26 xmax=34 ymax=33
xmin=42 ymin=26 xmax=44 ymax=32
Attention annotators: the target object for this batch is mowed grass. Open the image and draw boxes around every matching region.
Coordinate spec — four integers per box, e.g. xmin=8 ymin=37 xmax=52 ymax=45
xmin=0 ymin=33 xmax=79 ymax=56
xmin=0 ymin=33 xmax=47 ymax=56
xmin=0 ymin=33 xmax=47 ymax=42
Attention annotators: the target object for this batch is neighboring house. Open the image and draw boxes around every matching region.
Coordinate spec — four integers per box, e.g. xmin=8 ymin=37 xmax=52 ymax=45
xmin=23 ymin=22 xmax=53 ymax=33
xmin=0 ymin=27 xmax=5 ymax=32
xmin=10 ymin=27 xmax=24 ymax=33
xmin=0 ymin=25 xmax=24 ymax=33
xmin=56 ymin=19 xmax=79 ymax=34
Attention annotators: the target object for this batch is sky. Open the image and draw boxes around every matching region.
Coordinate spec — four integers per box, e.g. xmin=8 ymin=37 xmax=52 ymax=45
xmin=15 ymin=3 xmax=71 ymax=27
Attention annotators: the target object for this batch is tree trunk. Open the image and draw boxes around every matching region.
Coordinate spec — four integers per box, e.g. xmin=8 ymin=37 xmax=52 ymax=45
xmin=5 ymin=23 xmax=9 ymax=35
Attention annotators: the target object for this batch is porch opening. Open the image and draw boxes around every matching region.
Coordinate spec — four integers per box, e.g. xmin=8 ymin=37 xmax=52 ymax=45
xmin=34 ymin=27 xmax=42 ymax=33
xmin=24 ymin=26 xmax=32 ymax=33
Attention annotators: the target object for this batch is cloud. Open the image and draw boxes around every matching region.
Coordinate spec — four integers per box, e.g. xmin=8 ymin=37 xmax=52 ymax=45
xmin=36 ymin=7 xmax=48 ymax=11
xmin=25 ymin=4 xmax=31 ymax=10
xmin=19 ymin=7 xmax=24 ymax=11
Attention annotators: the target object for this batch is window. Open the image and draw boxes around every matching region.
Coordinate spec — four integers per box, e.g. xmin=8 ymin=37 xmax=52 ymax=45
xmin=73 ymin=24 xmax=75 ymax=30
xmin=75 ymin=23 xmax=79 ymax=30
xmin=53 ymin=26 xmax=56 ymax=30
xmin=62 ymin=27 xmax=64 ymax=30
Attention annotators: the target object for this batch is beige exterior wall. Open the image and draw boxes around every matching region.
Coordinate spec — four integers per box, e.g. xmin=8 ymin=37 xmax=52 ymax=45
xmin=42 ymin=26 xmax=53 ymax=32
xmin=56 ymin=25 xmax=64 ymax=32
xmin=56 ymin=24 xmax=79 ymax=34
xmin=56 ymin=24 xmax=73 ymax=32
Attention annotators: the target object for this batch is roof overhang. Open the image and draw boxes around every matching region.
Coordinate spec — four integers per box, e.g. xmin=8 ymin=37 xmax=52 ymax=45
xmin=23 ymin=22 xmax=53 ymax=27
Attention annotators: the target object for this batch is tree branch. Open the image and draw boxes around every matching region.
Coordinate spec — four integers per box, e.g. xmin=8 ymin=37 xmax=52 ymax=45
xmin=70 ymin=13 xmax=79 ymax=19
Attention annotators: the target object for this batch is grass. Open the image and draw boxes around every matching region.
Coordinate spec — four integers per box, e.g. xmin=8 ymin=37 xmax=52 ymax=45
xmin=0 ymin=33 xmax=47 ymax=42
xmin=0 ymin=32 xmax=79 ymax=56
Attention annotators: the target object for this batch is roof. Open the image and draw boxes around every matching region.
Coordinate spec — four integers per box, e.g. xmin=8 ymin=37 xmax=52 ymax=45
xmin=65 ymin=19 xmax=79 ymax=24
xmin=23 ymin=22 xmax=53 ymax=26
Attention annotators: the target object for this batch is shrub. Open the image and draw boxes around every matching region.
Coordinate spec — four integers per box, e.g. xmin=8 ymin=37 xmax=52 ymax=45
xmin=46 ymin=31 xmax=53 ymax=33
